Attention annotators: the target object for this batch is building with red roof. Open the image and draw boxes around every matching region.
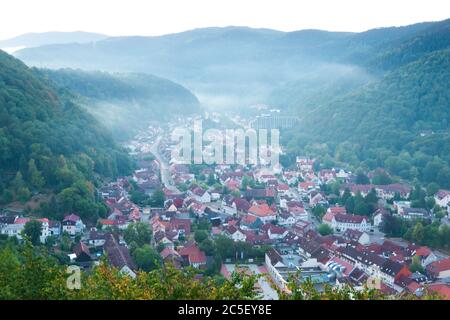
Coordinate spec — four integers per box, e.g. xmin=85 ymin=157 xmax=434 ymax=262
xmin=178 ymin=242 xmax=207 ymax=268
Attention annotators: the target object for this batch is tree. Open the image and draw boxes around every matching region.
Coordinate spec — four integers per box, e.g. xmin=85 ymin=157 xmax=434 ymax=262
xmin=12 ymin=172 xmax=24 ymax=190
xmin=194 ymin=230 xmax=209 ymax=243
xmin=123 ymin=222 xmax=152 ymax=248
xmin=345 ymin=196 xmax=355 ymax=213
xmin=412 ymin=222 xmax=425 ymax=244
xmin=409 ymin=256 xmax=424 ymax=273
xmin=16 ymin=187 xmax=31 ymax=203
xmin=28 ymin=159 xmax=45 ymax=190
xmin=207 ymin=173 xmax=216 ymax=186
xmin=426 ymin=183 xmax=440 ymax=196
xmin=23 ymin=220 xmax=43 ymax=245
xmin=132 ymin=245 xmax=161 ymax=272
xmin=371 ymin=170 xmax=392 ymax=185
xmin=318 ymin=224 xmax=333 ymax=236
xmin=355 ymin=169 xmax=370 ymax=184
xmin=312 ymin=205 xmax=326 ymax=220
xmin=150 ymin=188 xmax=165 ymax=207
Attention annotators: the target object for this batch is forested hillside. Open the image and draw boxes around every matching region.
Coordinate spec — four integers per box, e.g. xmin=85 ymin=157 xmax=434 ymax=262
xmin=39 ymin=69 xmax=201 ymax=139
xmin=0 ymin=50 xmax=133 ymax=220
xmin=283 ymin=48 xmax=450 ymax=188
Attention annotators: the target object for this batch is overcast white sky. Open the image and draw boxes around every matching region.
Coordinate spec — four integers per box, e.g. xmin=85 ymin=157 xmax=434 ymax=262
xmin=1 ymin=0 xmax=449 ymax=40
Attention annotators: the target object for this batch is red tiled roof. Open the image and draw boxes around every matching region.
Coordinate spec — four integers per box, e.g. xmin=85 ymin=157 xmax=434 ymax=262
xmin=248 ymin=203 xmax=275 ymax=217
xmin=427 ymin=257 xmax=450 ymax=273
xmin=63 ymin=214 xmax=81 ymax=223
xmin=178 ymin=243 xmax=206 ymax=264
xmin=334 ymin=213 xmax=367 ymax=224
xmin=428 ymin=284 xmax=450 ymax=300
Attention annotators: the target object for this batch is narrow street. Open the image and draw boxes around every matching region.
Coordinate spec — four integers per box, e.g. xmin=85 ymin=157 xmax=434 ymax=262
xmin=149 ymin=135 xmax=181 ymax=193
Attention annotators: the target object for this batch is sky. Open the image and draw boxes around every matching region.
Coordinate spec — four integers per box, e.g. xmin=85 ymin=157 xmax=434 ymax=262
xmin=1 ymin=0 xmax=449 ymax=40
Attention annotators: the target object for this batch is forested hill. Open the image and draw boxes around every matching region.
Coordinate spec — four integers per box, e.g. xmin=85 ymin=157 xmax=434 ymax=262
xmin=39 ymin=69 xmax=201 ymax=139
xmin=0 ymin=50 xmax=133 ymax=219
xmin=284 ymin=48 xmax=450 ymax=188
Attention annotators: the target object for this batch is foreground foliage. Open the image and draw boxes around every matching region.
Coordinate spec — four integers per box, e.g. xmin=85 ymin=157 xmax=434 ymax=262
xmin=0 ymin=241 xmax=444 ymax=300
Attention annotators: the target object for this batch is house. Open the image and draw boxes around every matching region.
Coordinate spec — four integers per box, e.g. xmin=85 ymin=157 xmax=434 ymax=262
xmin=244 ymin=188 xmax=277 ymax=201
xmin=73 ymin=242 xmax=92 ymax=262
xmin=247 ymin=203 xmax=276 ymax=223
xmin=240 ymin=214 xmax=263 ymax=231
xmin=288 ymin=205 xmax=308 ymax=222
xmin=1 ymin=217 xmax=50 ymax=243
xmin=160 ymin=247 xmax=183 ymax=269
xmin=87 ymin=230 xmax=107 ymax=247
xmin=0 ymin=216 xmax=24 ymax=239
xmin=221 ymin=195 xmax=237 ymax=215
xmin=375 ymin=184 xmax=411 ymax=200
xmin=296 ymin=157 xmax=314 ymax=171
xmin=406 ymin=245 xmax=438 ymax=267
xmin=103 ymin=233 xmax=137 ymax=278
xmin=224 ymin=225 xmax=247 ymax=242
xmin=277 ymin=183 xmax=289 ymax=195
xmin=322 ymin=206 xmax=346 ymax=225
xmin=234 ymin=198 xmax=251 ymax=213
xmin=338 ymin=246 xmax=410 ymax=288
xmin=178 ymin=242 xmax=207 ymax=268
xmin=393 ymin=201 xmax=411 ymax=215
xmin=331 ymin=214 xmax=370 ymax=232
xmin=426 ymin=258 xmax=450 ymax=280
xmin=298 ymin=182 xmax=317 ymax=195
xmin=434 ymin=190 xmax=450 ymax=210
xmin=262 ymin=224 xmax=288 ymax=240
xmin=277 ymin=212 xmax=296 ymax=227
xmin=373 ymin=209 xmax=389 ymax=227
xmin=189 ymin=187 xmax=211 ymax=203
xmin=292 ymin=220 xmax=312 ymax=236
xmin=309 ymin=192 xmax=327 ymax=207
xmin=62 ymin=214 xmax=85 ymax=236
xmin=48 ymin=220 xmax=61 ymax=237
xmin=400 ymin=208 xmax=430 ymax=220
xmin=342 ymin=229 xmax=370 ymax=245
xmin=169 ymin=218 xmax=191 ymax=237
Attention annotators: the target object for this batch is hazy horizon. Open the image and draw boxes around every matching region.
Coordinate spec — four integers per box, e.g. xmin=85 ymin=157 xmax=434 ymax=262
xmin=1 ymin=0 xmax=449 ymax=40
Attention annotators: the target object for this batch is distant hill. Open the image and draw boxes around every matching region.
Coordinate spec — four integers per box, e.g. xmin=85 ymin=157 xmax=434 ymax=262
xmin=0 ymin=31 xmax=107 ymax=52
xmin=14 ymin=21 xmax=448 ymax=108
xmin=39 ymin=68 xmax=201 ymax=139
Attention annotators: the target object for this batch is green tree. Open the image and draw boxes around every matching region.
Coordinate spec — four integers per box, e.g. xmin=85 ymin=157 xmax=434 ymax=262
xmin=194 ymin=230 xmax=209 ymax=243
xmin=412 ymin=222 xmax=425 ymax=244
xmin=150 ymin=188 xmax=165 ymax=207
xmin=355 ymin=169 xmax=370 ymax=184
xmin=318 ymin=224 xmax=333 ymax=236
xmin=17 ymin=187 xmax=31 ymax=203
xmin=409 ymin=256 xmax=424 ymax=273
xmin=132 ymin=245 xmax=161 ymax=272
xmin=23 ymin=220 xmax=43 ymax=245
xmin=12 ymin=171 xmax=25 ymax=192
xmin=123 ymin=222 xmax=152 ymax=248
xmin=28 ymin=159 xmax=45 ymax=190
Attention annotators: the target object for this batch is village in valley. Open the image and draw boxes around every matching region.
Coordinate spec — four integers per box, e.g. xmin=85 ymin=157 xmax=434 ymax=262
xmin=1 ymin=114 xmax=450 ymax=300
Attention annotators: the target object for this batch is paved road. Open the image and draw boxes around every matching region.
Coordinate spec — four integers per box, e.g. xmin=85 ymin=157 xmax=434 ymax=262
xmin=149 ymin=136 xmax=180 ymax=193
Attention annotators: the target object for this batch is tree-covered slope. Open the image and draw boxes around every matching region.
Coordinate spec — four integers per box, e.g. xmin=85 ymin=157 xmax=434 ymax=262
xmin=0 ymin=50 xmax=133 ymax=219
xmin=39 ymin=68 xmax=201 ymax=139
xmin=284 ymin=48 xmax=450 ymax=187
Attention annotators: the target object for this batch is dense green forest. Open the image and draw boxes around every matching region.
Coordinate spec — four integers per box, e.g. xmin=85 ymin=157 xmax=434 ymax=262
xmin=39 ymin=69 xmax=201 ymax=139
xmin=0 ymin=50 xmax=133 ymax=220
xmin=282 ymin=42 xmax=450 ymax=188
